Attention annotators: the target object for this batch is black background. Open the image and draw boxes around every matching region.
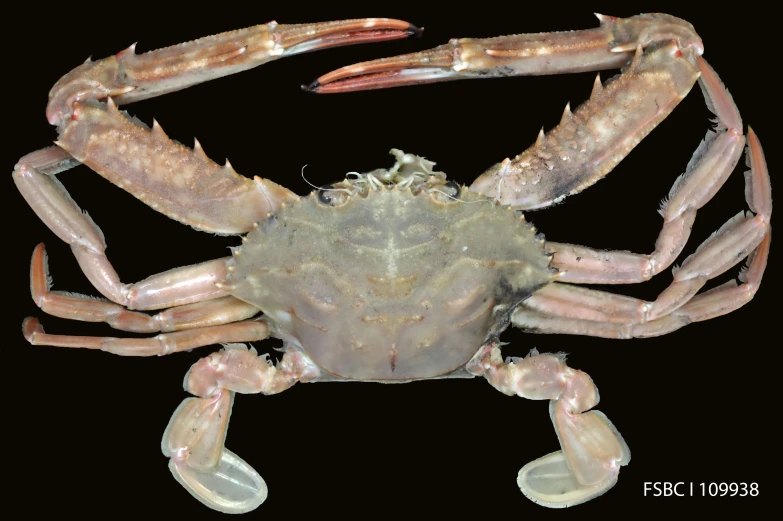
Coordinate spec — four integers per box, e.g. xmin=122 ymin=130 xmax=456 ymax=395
xmin=5 ymin=2 xmax=774 ymax=517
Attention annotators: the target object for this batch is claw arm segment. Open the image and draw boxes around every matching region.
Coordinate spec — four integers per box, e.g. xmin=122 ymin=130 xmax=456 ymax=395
xmin=162 ymin=345 xmax=320 ymax=513
xmin=311 ymin=26 xmax=630 ymax=93
xmin=518 ymin=59 xmax=772 ymax=335
xmin=47 ymin=18 xmax=417 ymax=125
xmin=309 ymin=13 xmax=701 ymax=93
xmin=467 ymin=345 xmax=629 ymax=507
xmin=548 ymin=58 xmax=748 ymax=285
xmin=471 ymin=41 xmax=701 ymax=208
xmin=518 ymin=127 xmax=771 ymax=338
xmin=54 ymin=101 xmax=297 ymax=234
xmin=40 ymin=18 xmax=417 ymax=234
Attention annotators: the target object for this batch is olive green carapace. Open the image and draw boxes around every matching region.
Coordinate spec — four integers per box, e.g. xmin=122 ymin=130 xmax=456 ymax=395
xmin=226 ymin=156 xmax=554 ymax=380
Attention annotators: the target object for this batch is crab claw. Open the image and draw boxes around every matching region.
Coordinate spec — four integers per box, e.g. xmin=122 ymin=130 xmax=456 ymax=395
xmin=304 ymin=44 xmax=460 ymax=93
xmin=306 ymin=13 xmax=706 ymax=93
xmin=273 ymin=18 xmax=421 ymax=57
xmin=46 ymin=18 xmax=420 ymax=125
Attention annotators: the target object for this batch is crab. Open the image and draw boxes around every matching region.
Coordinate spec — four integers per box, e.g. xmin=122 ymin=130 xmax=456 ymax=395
xmin=11 ymin=11 xmax=771 ymax=514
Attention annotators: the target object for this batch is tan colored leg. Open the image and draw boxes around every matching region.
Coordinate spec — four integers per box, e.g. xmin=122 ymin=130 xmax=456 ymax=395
xmin=23 ymin=316 xmax=269 ymax=356
xmin=162 ymin=344 xmax=320 ymax=513
xmin=518 ymin=125 xmax=771 ymax=334
xmin=513 ymin=307 xmax=689 ymax=339
xmin=547 ymin=58 xmax=751 ymax=284
xmin=40 ymin=19 xmax=415 ymax=234
xmin=15 ymin=146 xmax=80 ymax=175
xmin=14 ymin=160 xmax=231 ymax=308
xmin=29 ymin=243 xmax=257 ymax=333
xmin=52 ymin=100 xmax=297 ymax=235
xmin=311 ymin=14 xmax=706 ymax=212
xmin=466 ymin=344 xmax=629 ymax=507
xmin=310 ymin=14 xmax=700 ymax=92
xmin=513 ymin=235 xmax=769 ymax=338
xmin=48 ymin=19 xmax=418 ymax=123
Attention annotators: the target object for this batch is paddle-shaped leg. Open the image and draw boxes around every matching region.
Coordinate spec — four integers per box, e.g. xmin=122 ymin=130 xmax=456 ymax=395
xmin=467 ymin=344 xmax=629 ymax=507
xmin=162 ymin=344 xmax=320 ymax=513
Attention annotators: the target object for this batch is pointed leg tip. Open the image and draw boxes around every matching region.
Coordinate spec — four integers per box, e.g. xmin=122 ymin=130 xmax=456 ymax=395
xmin=697 ymin=57 xmax=742 ymax=131
xmin=410 ymin=24 xmax=424 ymax=38
xmin=30 ymin=242 xmax=50 ymax=306
xmin=745 ymin=126 xmax=772 ymax=220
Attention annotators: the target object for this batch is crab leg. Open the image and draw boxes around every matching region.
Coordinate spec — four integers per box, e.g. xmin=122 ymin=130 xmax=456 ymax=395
xmin=15 ymin=156 xmax=234 ymax=309
xmin=24 ymin=19 xmax=417 ymax=236
xmin=469 ymin=42 xmax=701 ymax=209
xmin=23 ymin=316 xmax=269 ymax=356
xmin=47 ymin=18 xmax=418 ymax=125
xmin=308 ymin=14 xmax=701 ymax=93
xmin=313 ymin=14 xmax=707 ymax=213
xmin=513 ymin=234 xmax=770 ymax=339
xmin=50 ymin=102 xmax=298 ymax=235
xmin=548 ymin=58 xmax=749 ymax=284
xmin=519 ymin=61 xmax=772 ymax=327
xmin=162 ymin=344 xmax=319 ymax=513
xmin=517 ymin=126 xmax=770 ymax=334
xmin=16 ymin=146 xmax=80 ymax=176
xmin=466 ymin=344 xmax=629 ymax=507
xmin=30 ymin=242 xmax=257 ymax=332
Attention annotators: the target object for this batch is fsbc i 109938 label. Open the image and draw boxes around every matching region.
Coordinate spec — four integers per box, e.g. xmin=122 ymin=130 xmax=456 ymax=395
xmin=643 ymin=482 xmax=759 ymax=497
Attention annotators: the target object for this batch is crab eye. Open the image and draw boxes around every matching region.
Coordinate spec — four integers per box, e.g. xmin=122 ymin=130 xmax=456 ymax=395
xmin=318 ymin=186 xmax=349 ymax=206
xmin=430 ymin=180 xmax=461 ymax=203
xmin=442 ymin=180 xmax=461 ymax=198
